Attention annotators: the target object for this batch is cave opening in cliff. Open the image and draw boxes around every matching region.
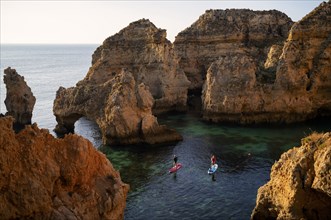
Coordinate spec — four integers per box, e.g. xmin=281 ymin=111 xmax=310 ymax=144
xmin=256 ymin=68 xmax=277 ymax=84
xmin=187 ymin=88 xmax=202 ymax=113
xmin=74 ymin=116 xmax=103 ymax=147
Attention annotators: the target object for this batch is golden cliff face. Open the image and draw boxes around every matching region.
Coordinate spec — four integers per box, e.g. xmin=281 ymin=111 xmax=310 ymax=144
xmin=251 ymin=132 xmax=331 ymax=220
xmin=0 ymin=116 xmax=129 ymax=219
xmin=53 ymin=19 xmax=185 ymax=145
xmin=275 ymin=1 xmax=331 ymax=113
xmin=53 ymin=69 xmax=182 ymax=145
xmin=87 ymin=19 xmax=190 ymax=114
xmin=174 ymin=9 xmax=293 ymax=91
xmin=53 ymin=5 xmax=330 ymax=140
xmin=201 ymin=2 xmax=331 ymax=123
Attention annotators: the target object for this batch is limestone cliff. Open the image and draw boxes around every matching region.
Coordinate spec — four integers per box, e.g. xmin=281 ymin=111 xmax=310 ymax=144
xmin=251 ymin=132 xmax=331 ymax=220
xmin=53 ymin=19 xmax=186 ymax=145
xmin=87 ymin=19 xmax=190 ymax=114
xmin=3 ymin=67 xmax=36 ymax=125
xmin=174 ymin=9 xmax=293 ymax=92
xmin=275 ymin=1 xmax=331 ymax=116
xmin=202 ymin=54 xmax=263 ymax=123
xmin=0 ymin=116 xmax=129 ymax=219
xmin=202 ymin=2 xmax=331 ymax=123
xmin=54 ymin=69 xmax=182 ymax=145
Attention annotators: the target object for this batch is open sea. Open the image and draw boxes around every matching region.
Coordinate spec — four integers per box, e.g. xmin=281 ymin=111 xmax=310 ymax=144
xmin=1 ymin=44 xmax=330 ymax=220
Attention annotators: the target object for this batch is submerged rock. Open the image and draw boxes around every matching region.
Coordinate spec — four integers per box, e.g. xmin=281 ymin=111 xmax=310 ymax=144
xmin=251 ymin=132 xmax=331 ymax=220
xmin=0 ymin=116 xmax=129 ymax=219
xmin=201 ymin=2 xmax=331 ymax=123
xmin=3 ymin=67 xmax=36 ymax=125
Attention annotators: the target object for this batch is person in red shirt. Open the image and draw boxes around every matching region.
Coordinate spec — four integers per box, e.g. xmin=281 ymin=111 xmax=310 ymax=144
xmin=211 ymin=154 xmax=216 ymax=166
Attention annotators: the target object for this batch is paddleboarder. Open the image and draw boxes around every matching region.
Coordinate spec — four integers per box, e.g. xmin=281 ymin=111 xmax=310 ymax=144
xmin=172 ymin=154 xmax=179 ymax=177
xmin=211 ymin=154 xmax=216 ymax=166
xmin=210 ymin=154 xmax=217 ymax=181
xmin=173 ymin=154 xmax=178 ymax=167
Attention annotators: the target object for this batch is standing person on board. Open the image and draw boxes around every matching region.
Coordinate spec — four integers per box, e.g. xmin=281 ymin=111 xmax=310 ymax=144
xmin=211 ymin=154 xmax=216 ymax=166
xmin=210 ymin=154 xmax=217 ymax=181
xmin=173 ymin=154 xmax=178 ymax=167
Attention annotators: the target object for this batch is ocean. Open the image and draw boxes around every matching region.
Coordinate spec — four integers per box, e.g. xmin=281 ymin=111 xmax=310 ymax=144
xmin=1 ymin=44 xmax=330 ymax=219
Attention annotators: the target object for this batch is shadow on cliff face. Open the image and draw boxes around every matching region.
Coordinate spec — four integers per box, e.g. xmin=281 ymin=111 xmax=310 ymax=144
xmin=186 ymin=88 xmax=203 ymax=113
xmin=12 ymin=122 xmax=26 ymax=133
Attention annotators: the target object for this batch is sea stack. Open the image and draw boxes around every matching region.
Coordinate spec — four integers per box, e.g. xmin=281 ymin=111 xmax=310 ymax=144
xmin=3 ymin=67 xmax=36 ymax=125
xmin=0 ymin=116 xmax=129 ymax=219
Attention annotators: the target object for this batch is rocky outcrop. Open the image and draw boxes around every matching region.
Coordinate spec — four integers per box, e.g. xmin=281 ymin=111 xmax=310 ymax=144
xmin=0 ymin=116 xmax=129 ymax=219
xmin=174 ymin=9 xmax=293 ymax=92
xmin=3 ymin=67 xmax=36 ymax=125
xmin=202 ymin=54 xmax=262 ymax=123
xmin=87 ymin=19 xmax=190 ymax=114
xmin=274 ymin=1 xmax=331 ymax=114
xmin=53 ymin=19 xmax=186 ymax=145
xmin=54 ymin=69 xmax=182 ymax=145
xmin=202 ymin=2 xmax=331 ymax=123
xmin=54 ymin=4 xmax=330 ymax=137
xmin=251 ymin=132 xmax=331 ymax=220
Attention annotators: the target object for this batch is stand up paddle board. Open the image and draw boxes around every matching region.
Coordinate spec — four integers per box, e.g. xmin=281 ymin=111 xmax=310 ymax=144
xmin=208 ymin=164 xmax=218 ymax=175
xmin=169 ymin=163 xmax=182 ymax=173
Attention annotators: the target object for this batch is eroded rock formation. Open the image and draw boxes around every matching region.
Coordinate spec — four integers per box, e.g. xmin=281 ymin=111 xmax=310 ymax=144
xmin=0 ymin=116 xmax=129 ymax=219
xmin=54 ymin=4 xmax=330 ymax=140
xmin=54 ymin=69 xmax=182 ymax=145
xmin=174 ymin=9 xmax=293 ymax=92
xmin=53 ymin=19 xmax=186 ymax=145
xmin=3 ymin=67 xmax=36 ymax=125
xmin=88 ymin=19 xmax=190 ymax=114
xmin=202 ymin=2 xmax=331 ymax=123
xmin=251 ymin=132 xmax=331 ymax=220
xmin=202 ymin=54 xmax=262 ymax=123
xmin=274 ymin=1 xmax=331 ymax=115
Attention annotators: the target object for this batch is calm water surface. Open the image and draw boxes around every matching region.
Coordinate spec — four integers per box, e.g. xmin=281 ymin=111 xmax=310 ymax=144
xmin=101 ymin=113 xmax=330 ymax=220
xmin=1 ymin=45 xmax=330 ymax=219
xmin=0 ymin=44 xmax=96 ymax=129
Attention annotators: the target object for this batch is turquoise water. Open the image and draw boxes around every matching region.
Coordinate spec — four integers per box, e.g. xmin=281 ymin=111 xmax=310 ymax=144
xmin=1 ymin=45 xmax=330 ymax=219
xmin=100 ymin=113 xmax=330 ymax=219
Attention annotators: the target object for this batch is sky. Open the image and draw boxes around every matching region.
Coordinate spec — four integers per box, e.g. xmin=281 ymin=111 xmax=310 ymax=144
xmin=0 ymin=0 xmax=325 ymax=44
